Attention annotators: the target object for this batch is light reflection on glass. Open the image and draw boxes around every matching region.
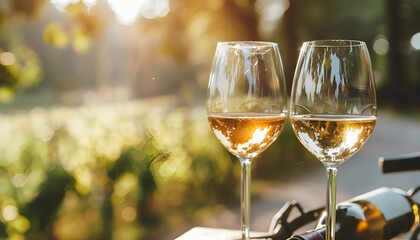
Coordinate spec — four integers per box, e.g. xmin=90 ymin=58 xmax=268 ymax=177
xmin=325 ymin=127 xmax=362 ymax=157
xmin=213 ymin=126 xmax=272 ymax=158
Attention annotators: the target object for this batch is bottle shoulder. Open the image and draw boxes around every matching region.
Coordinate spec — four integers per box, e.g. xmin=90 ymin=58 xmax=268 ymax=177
xmin=317 ymin=202 xmax=367 ymax=228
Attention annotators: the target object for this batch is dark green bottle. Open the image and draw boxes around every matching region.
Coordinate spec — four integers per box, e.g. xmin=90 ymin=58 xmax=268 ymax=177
xmin=288 ymin=187 xmax=419 ymax=240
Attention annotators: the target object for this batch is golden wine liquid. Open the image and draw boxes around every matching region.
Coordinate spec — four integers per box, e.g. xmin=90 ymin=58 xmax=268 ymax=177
xmin=290 ymin=114 xmax=376 ymax=164
xmin=208 ymin=113 xmax=287 ymax=159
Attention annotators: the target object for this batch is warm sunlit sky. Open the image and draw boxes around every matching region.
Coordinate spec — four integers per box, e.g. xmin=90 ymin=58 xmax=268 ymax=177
xmin=51 ymin=0 xmax=170 ymax=25
xmin=40 ymin=0 xmax=420 ymax=58
xmin=2 ymin=0 xmax=420 ymax=107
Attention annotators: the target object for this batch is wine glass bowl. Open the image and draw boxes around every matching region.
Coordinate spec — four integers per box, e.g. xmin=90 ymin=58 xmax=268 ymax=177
xmin=291 ymin=40 xmax=376 ymax=113
xmin=207 ymin=42 xmax=286 ymax=113
xmin=207 ymin=41 xmax=288 ymax=239
xmin=290 ymin=40 xmax=377 ymax=240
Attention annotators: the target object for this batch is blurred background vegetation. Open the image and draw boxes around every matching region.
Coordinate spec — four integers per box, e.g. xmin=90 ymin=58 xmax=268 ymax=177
xmin=0 ymin=0 xmax=420 ymax=239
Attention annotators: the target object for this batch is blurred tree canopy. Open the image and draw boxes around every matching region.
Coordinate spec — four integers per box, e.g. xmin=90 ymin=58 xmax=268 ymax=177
xmin=0 ymin=0 xmax=47 ymax=102
xmin=1 ymin=0 xmax=420 ymax=107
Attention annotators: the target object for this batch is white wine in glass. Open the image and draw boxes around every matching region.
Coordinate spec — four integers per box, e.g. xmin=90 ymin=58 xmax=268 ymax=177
xmin=291 ymin=115 xmax=376 ymax=163
xmin=290 ymin=40 xmax=377 ymax=240
xmin=208 ymin=113 xmax=286 ymax=159
xmin=207 ymin=41 xmax=288 ymax=239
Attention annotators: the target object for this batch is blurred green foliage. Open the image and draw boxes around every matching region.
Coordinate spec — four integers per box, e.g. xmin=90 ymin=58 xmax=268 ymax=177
xmin=0 ymin=46 xmax=44 ymax=103
xmin=0 ymin=0 xmax=45 ymax=103
xmin=0 ymin=98 xmax=312 ymax=239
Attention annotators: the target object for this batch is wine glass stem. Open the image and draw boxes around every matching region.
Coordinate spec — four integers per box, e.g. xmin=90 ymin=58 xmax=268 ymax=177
xmin=326 ymin=166 xmax=338 ymax=240
xmin=240 ymin=158 xmax=252 ymax=239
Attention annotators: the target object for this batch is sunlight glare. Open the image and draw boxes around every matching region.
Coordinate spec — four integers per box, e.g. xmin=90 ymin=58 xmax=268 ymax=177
xmin=82 ymin=0 xmax=97 ymax=8
xmin=142 ymin=0 xmax=170 ymax=19
xmin=324 ymin=128 xmax=362 ymax=157
xmin=248 ymin=128 xmax=269 ymax=145
xmin=107 ymin=0 xmax=147 ymax=25
xmin=51 ymin=0 xmax=170 ymax=25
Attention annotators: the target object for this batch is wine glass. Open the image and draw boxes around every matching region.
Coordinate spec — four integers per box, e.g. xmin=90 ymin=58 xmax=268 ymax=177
xmin=207 ymin=41 xmax=288 ymax=239
xmin=290 ymin=40 xmax=377 ymax=240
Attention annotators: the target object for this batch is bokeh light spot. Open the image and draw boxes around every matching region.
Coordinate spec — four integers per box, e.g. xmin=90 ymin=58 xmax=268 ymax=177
xmin=142 ymin=0 xmax=170 ymax=19
xmin=72 ymin=29 xmax=92 ymax=54
xmin=12 ymin=173 xmax=27 ymax=188
xmin=52 ymin=0 xmax=170 ymax=25
xmin=373 ymin=37 xmax=389 ymax=55
xmin=50 ymin=0 xmax=80 ymax=12
xmin=2 ymin=205 xmax=18 ymax=221
xmin=43 ymin=23 xmax=69 ymax=49
xmin=410 ymin=32 xmax=420 ymax=50
xmin=107 ymin=0 xmax=147 ymax=25
xmin=0 ymin=52 xmax=16 ymax=66
xmin=121 ymin=206 xmax=136 ymax=222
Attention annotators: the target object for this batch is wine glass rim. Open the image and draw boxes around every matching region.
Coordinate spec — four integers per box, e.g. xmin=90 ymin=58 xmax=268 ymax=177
xmin=217 ymin=41 xmax=278 ymax=47
xmin=303 ymin=39 xmax=366 ymax=47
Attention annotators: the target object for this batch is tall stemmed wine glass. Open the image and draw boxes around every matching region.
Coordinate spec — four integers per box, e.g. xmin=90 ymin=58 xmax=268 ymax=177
xmin=290 ymin=40 xmax=377 ymax=240
xmin=207 ymin=42 xmax=288 ymax=239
